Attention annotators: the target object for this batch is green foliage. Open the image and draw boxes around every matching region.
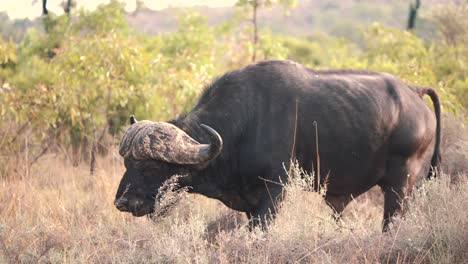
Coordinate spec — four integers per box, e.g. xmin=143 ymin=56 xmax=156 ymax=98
xmin=1 ymin=4 xmax=247 ymax=155
xmin=361 ymin=24 xmax=435 ymax=84
xmin=73 ymin=0 xmax=130 ymax=35
xmin=429 ymin=3 xmax=468 ymax=112
xmin=0 ymin=1 xmax=466 ymax=162
xmin=362 ymin=24 xmax=465 ymax=113
xmin=1 ymin=3 xmax=152 ymax=152
xmin=284 ymin=23 xmax=466 ymax=114
xmin=149 ymin=12 xmax=219 ymax=118
xmin=52 ymin=33 xmax=153 ymax=136
xmin=316 ymin=23 xmax=465 ymax=114
xmin=283 ymin=33 xmax=360 ymax=68
xmin=234 ymin=0 xmax=294 ymax=62
xmin=0 ymin=39 xmax=17 ymax=85
xmin=257 ymin=30 xmax=289 ymax=60
xmin=0 ymin=39 xmax=17 ymax=67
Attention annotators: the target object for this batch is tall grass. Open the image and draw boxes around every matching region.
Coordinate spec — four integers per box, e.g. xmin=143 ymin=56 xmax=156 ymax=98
xmin=0 ymin=154 xmax=466 ymax=263
xmin=0 ymin=114 xmax=466 ymax=263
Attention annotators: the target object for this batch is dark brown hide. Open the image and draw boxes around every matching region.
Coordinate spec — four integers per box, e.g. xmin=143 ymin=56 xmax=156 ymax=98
xmin=114 ymin=60 xmax=441 ymax=232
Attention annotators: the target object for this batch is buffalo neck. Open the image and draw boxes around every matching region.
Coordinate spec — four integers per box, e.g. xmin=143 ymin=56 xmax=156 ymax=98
xmin=169 ymin=105 xmax=250 ymax=200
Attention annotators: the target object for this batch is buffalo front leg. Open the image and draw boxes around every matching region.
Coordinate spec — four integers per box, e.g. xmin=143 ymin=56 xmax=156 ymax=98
xmin=246 ymin=184 xmax=284 ymax=230
xmin=324 ymin=194 xmax=352 ymax=221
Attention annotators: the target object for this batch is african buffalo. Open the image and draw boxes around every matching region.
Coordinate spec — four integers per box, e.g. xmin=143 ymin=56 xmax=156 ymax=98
xmin=115 ymin=60 xmax=440 ymax=231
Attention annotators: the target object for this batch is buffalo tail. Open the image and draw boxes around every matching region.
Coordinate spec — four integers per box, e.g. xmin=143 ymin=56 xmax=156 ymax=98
xmin=411 ymin=85 xmax=442 ymax=179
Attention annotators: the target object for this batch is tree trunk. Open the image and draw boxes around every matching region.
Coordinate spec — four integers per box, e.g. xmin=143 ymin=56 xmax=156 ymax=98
xmin=90 ymin=124 xmax=97 ymax=176
xmin=64 ymin=0 xmax=72 ymax=16
xmin=251 ymin=1 xmax=258 ymax=62
xmin=407 ymin=0 xmax=420 ymax=30
xmin=42 ymin=0 xmax=48 ymax=15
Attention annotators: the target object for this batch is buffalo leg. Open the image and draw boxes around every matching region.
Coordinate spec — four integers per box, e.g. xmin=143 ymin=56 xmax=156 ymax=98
xmin=381 ymin=185 xmax=405 ymax=232
xmin=246 ymin=185 xmax=284 ymax=229
xmin=380 ymin=156 xmax=417 ymax=232
xmin=325 ymin=194 xmax=352 ymax=220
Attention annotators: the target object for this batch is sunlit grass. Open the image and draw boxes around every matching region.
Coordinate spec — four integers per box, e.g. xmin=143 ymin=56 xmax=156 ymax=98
xmin=0 ymin=150 xmax=466 ymax=263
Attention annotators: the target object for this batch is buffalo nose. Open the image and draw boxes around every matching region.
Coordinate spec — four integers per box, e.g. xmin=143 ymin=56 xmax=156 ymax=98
xmin=114 ymin=197 xmax=129 ymax=211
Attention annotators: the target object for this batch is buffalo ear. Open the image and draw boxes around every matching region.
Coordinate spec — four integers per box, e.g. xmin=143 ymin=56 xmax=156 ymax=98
xmin=130 ymin=115 xmax=137 ymax=125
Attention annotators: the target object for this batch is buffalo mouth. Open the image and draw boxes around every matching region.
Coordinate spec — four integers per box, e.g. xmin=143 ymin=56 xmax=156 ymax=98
xmin=131 ymin=205 xmax=154 ymax=217
xmin=114 ymin=196 xmax=155 ymax=217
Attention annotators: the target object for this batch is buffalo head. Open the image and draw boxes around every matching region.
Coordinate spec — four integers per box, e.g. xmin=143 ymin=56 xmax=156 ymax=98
xmin=114 ymin=116 xmax=223 ymax=217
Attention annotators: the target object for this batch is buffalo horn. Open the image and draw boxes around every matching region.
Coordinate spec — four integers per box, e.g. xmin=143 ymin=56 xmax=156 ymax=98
xmin=119 ymin=121 xmax=223 ymax=165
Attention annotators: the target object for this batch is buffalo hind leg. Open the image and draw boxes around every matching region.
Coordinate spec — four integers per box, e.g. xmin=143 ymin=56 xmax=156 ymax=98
xmin=381 ymin=185 xmax=405 ymax=232
xmin=325 ymin=194 xmax=352 ymax=221
xmin=380 ymin=156 xmax=418 ymax=232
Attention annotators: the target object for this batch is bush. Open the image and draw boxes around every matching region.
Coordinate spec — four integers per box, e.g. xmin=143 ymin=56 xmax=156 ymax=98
xmin=0 ymin=5 xmax=244 ymax=168
xmin=0 ymin=2 xmax=466 ymax=178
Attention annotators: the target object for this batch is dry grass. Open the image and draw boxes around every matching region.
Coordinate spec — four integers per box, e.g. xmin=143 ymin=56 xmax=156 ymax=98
xmin=0 ymin=114 xmax=466 ymax=263
xmin=440 ymin=113 xmax=468 ymax=180
xmin=0 ymin=151 xmax=466 ymax=263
